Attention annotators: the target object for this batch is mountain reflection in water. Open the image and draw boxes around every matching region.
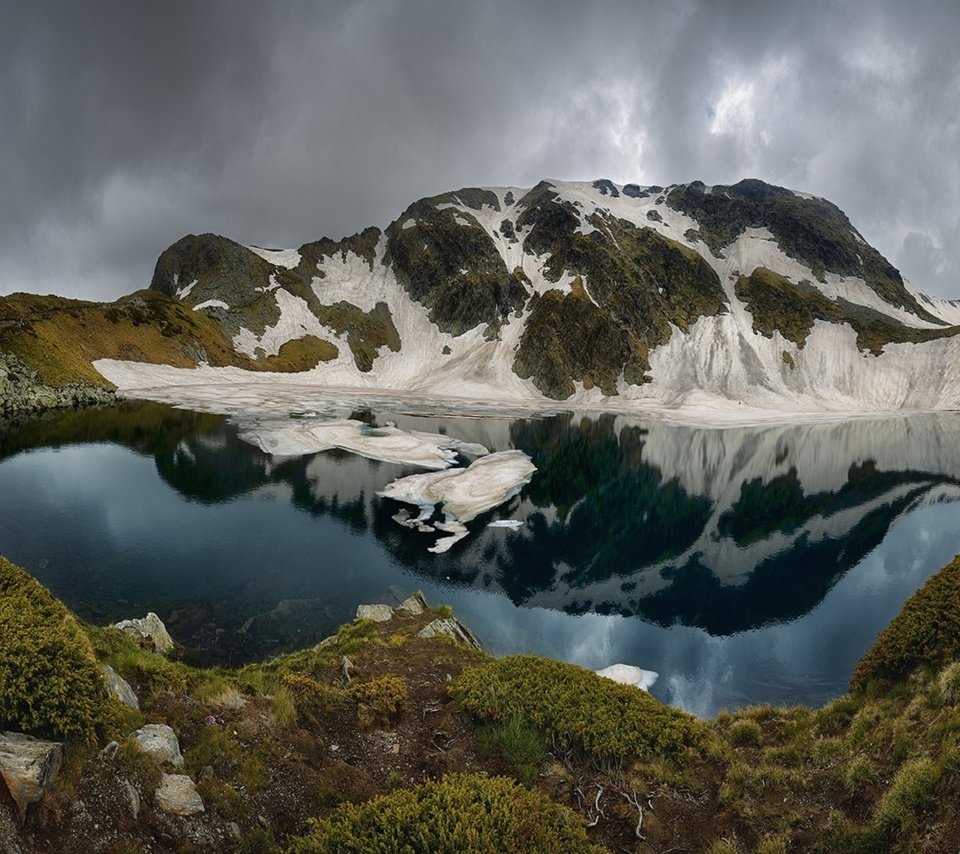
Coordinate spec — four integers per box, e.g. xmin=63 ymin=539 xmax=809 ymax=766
xmin=2 ymin=401 xmax=960 ymax=716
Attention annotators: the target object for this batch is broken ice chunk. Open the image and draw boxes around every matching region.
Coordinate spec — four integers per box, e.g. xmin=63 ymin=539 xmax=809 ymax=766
xmin=378 ymin=450 xmax=536 ymax=552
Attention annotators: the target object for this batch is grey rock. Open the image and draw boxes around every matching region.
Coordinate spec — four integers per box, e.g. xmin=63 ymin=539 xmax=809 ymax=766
xmin=121 ymin=779 xmax=141 ymax=820
xmin=416 ymin=618 xmax=483 ymax=650
xmin=155 ymin=774 xmax=204 ymax=816
xmin=101 ymin=664 xmax=140 ymax=710
xmin=98 ymin=740 xmax=120 ymax=760
xmin=396 ymin=592 xmax=428 ymax=615
xmin=131 ymin=724 xmax=184 ymax=769
xmin=0 ymin=731 xmax=63 ymax=820
xmin=114 ymin=612 xmax=175 ymax=654
xmin=356 ymin=603 xmax=394 ymax=623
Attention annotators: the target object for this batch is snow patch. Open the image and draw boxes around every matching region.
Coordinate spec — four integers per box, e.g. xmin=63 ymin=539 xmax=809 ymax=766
xmin=193 ymin=299 xmax=229 ymax=311
xmin=176 ymin=279 xmax=198 ymax=300
xmin=246 ymin=246 xmax=301 ymax=269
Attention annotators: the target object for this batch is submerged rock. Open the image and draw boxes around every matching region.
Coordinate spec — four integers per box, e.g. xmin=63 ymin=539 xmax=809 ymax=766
xmin=0 ymin=731 xmax=63 ymax=820
xmin=114 ymin=612 xmax=175 ymax=654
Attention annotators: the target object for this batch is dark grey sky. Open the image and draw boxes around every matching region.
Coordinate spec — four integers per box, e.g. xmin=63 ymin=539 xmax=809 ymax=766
xmin=2 ymin=0 xmax=958 ymax=300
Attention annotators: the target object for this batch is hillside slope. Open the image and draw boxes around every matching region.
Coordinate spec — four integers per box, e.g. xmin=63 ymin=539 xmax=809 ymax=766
xmin=19 ymin=177 xmax=960 ymax=415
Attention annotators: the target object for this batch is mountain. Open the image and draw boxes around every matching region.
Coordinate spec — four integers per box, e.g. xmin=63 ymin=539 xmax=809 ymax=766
xmin=7 ymin=177 xmax=960 ymax=415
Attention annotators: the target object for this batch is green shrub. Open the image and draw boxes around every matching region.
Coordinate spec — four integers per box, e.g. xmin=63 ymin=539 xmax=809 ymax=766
xmin=348 ymin=675 xmax=407 ymax=728
xmin=938 ymin=661 xmax=960 ymax=705
xmin=287 ymin=773 xmax=602 ymax=853
xmin=478 ymin=713 xmax=549 ymax=785
xmin=452 ymin=655 xmax=703 ymax=762
xmin=727 ymin=719 xmax=762 ymax=747
xmin=873 ymin=756 xmax=939 ymax=833
xmin=0 ymin=556 xmax=112 ymax=742
xmin=852 ymin=556 xmax=960 ymax=691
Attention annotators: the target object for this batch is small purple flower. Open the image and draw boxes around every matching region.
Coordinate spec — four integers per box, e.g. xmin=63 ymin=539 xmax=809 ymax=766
xmin=204 ymin=715 xmax=217 ymax=726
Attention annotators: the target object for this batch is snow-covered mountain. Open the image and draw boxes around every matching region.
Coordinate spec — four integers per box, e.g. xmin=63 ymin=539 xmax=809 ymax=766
xmin=134 ymin=178 xmax=960 ymax=416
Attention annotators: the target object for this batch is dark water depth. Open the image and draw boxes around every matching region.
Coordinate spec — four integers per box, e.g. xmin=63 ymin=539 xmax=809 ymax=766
xmin=2 ymin=401 xmax=960 ymax=717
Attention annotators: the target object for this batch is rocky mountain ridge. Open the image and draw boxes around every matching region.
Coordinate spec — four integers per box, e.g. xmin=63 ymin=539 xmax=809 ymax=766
xmin=139 ymin=177 xmax=960 ymax=413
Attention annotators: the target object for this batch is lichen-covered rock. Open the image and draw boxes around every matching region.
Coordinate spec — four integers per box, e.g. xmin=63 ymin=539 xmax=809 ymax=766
xmin=155 ymin=773 xmax=204 ymax=816
xmin=114 ymin=612 xmax=174 ymax=654
xmin=0 ymin=731 xmax=63 ymax=819
xmin=130 ymin=724 xmax=183 ymax=769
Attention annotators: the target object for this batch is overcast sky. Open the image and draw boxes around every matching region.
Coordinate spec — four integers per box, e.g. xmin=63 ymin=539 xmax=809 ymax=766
xmin=2 ymin=0 xmax=958 ymax=300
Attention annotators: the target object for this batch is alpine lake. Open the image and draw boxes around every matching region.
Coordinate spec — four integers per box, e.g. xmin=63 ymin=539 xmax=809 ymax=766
xmin=2 ymin=399 xmax=960 ymax=718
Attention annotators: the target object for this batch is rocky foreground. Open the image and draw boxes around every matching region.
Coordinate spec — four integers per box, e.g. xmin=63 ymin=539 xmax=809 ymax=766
xmin=1 ymin=554 xmax=959 ymax=852
xmin=0 ymin=352 xmax=113 ymax=417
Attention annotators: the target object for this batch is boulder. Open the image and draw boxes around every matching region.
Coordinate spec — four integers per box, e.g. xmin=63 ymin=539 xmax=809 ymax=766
xmin=416 ymin=618 xmax=483 ymax=650
xmin=396 ymin=592 xmax=428 ymax=615
xmin=130 ymin=724 xmax=183 ymax=769
xmin=155 ymin=774 xmax=204 ymax=816
xmin=356 ymin=604 xmax=394 ymax=623
xmin=0 ymin=732 xmax=63 ymax=820
xmin=101 ymin=664 xmax=139 ymax=710
xmin=114 ymin=612 xmax=174 ymax=654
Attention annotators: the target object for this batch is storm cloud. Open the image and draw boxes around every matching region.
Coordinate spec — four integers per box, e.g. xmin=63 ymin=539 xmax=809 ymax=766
xmin=2 ymin=0 xmax=958 ymax=299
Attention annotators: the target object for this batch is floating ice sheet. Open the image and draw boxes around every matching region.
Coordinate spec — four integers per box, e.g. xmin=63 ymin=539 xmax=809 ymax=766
xmin=239 ymin=419 xmax=488 ymax=469
xmin=378 ymin=450 xmax=536 ymax=553
xmin=595 ymin=664 xmax=659 ymax=692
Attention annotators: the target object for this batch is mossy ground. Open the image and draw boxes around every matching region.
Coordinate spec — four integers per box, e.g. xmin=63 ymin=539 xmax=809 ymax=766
xmin=0 ymin=290 xmax=341 ymax=389
xmin=3 ymin=553 xmax=960 ymax=852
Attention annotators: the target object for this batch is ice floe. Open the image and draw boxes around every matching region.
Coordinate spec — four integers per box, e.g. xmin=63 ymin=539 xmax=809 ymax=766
xmin=239 ymin=418 xmax=489 ymax=469
xmin=595 ymin=663 xmax=659 ymax=692
xmin=378 ymin=450 xmax=536 ymax=553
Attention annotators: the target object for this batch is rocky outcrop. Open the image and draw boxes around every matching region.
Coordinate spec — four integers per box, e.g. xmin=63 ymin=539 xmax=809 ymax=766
xmin=0 ymin=351 xmax=113 ymax=415
xmin=114 ymin=612 xmax=175 ymax=654
xmin=0 ymin=731 xmax=63 ymax=820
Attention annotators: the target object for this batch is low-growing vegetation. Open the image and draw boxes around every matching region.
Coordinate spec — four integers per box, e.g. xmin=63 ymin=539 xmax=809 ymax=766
xmin=286 ymin=773 xmax=603 ymax=854
xmin=453 ymin=654 xmax=705 ymax=763
xmin=0 ymin=556 xmax=115 ymax=742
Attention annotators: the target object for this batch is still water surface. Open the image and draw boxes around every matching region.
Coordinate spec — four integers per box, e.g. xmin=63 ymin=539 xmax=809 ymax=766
xmin=2 ymin=402 xmax=959 ymax=717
